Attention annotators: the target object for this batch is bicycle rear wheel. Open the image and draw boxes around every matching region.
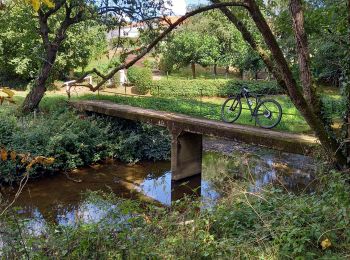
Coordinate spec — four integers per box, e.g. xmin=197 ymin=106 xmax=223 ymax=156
xmin=255 ymin=99 xmax=282 ymax=129
xmin=221 ymin=96 xmax=242 ymax=123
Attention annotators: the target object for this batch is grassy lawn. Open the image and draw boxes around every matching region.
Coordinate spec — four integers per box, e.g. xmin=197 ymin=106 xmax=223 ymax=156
xmin=77 ymin=94 xmax=311 ymax=133
xmin=7 ymin=80 xmax=344 ymax=135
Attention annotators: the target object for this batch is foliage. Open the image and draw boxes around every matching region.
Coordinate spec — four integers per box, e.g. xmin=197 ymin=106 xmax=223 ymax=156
xmin=151 ymin=78 xmax=281 ymax=97
xmin=24 ymin=0 xmax=54 ymax=11
xmin=238 ymin=51 xmax=265 ymax=79
xmin=0 ymin=101 xmax=170 ymax=183
xmin=270 ymin=0 xmax=348 ymax=85
xmin=159 ymin=9 xmax=265 ymax=77
xmin=0 ymin=5 xmax=41 ymax=80
xmin=127 ymin=66 xmax=153 ymax=95
xmin=0 ymin=5 xmax=107 ymax=82
xmin=1 ymin=172 xmax=349 ymax=258
xmin=0 ymin=87 xmax=15 ymax=104
xmin=161 ymin=31 xmax=220 ymax=77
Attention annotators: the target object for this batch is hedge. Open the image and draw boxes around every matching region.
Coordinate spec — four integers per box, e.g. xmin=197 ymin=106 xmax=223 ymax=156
xmin=127 ymin=67 xmax=153 ymax=95
xmin=151 ymin=79 xmax=283 ymax=97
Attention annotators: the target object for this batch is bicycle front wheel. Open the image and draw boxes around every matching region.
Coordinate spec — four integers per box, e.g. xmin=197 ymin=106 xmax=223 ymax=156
xmin=255 ymin=99 xmax=282 ymax=129
xmin=221 ymin=96 xmax=242 ymax=123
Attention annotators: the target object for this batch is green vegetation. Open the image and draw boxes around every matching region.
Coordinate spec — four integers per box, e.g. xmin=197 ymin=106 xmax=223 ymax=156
xmin=0 ymin=99 xmax=170 ymax=184
xmin=163 ymin=66 xmax=239 ymax=80
xmin=127 ymin=67 xmax=153 ymax=94
xmin=160 ymin=30 xmax=220 ymax=78
xmin=151 ymin=78 xmax=281 ymax=97
xmin=1 ymin=1 xmax=350 ymax=259
xmin=1 ymin=171 xmax=349 ymax=258
xmin=0 ymin=4 xmax=107 ymax=84
xmin=78 ymin=94 xmax=311 ymax=133
xmin=159 ymin=10 xmax=250 ymax=79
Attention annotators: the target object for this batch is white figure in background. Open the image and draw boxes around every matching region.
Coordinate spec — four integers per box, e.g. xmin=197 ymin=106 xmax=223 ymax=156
xmin=119 ymin=69 xmax=127 ymax=86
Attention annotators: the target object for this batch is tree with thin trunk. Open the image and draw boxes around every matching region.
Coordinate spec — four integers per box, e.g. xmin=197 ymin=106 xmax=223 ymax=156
xmin=344 ymin=0 xmax=350 ymax=161
xmin=22 ymin=0 xmax=88 ymax=113
xmin=209 ymin=0 xmax=349 ymax=167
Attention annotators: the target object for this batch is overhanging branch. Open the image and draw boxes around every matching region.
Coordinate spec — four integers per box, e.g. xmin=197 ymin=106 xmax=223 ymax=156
xmin=67 ymin=1 xmax=248 ymax=93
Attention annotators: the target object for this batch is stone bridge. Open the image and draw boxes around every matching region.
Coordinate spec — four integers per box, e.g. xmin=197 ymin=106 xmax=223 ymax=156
xmin=71 ymin=100 xmax=319 ymax=181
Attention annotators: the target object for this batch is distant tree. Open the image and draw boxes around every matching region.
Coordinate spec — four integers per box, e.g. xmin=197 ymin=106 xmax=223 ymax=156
xmin=162 ymin=31 xmax=220 ymax=78
xmin=169 ymin=11 xmax=249 ymax=77
xmin=238 ymin=51 xmax=265 ymax=80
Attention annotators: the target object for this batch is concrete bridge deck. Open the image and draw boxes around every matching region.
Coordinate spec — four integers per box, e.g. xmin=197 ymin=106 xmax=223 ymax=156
xmin=71 ymin=100 xmax=319 ymax=180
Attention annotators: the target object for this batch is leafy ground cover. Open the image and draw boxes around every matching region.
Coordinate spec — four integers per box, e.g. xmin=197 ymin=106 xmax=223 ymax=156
xmin=1 ymin=170 xmax=349 ymax=259
xmin=0 ymin=98 xmax=170 ymax=183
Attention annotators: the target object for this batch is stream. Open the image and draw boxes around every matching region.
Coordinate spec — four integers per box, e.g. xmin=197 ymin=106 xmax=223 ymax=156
xmin=0 ymin=137 xmax=317 ymax=234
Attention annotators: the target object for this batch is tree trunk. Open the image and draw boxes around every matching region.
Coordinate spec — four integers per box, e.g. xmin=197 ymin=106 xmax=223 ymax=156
xmin=22 ymin=48 xmax=57 ymax=113
xmin=346 ymin=0 xmax=350 ymax=163
xmin=290 ymin=0 xmax=320 ymax=114
xmin=191 ymin=62 xmax=196 ymax=79
xmin=214 ymin=64 xmax=218 ymax=76
xmin=225 ymin=65 xmax=230 ymax=76
xmin=22 ymin=82 xmax=47 ymax=113
xmin=21 ymin=3 xmax=84 ymax=113
xmin=255 ymin=71 xmax=258 ymax=80
xmin=244 ymin=0 xmax=346 ymax=166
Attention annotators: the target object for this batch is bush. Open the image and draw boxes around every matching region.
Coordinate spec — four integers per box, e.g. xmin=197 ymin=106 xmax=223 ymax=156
xmin=0 ymin=104 xmax=170 ymax=184
xmin=151 ymin=79 xmax=282 ymax=97
xmin=127 ymin=67 xmax=153 ymax=95
xmin=142 ymin=59 xmax=157 ymax=69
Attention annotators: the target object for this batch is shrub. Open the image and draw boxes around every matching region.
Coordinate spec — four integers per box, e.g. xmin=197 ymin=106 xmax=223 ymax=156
xmin=142 ymin=59 xmax=157 ymax=69
xmin=0 ymin=104 xmax=170 ymax=184
xmin=151 ymin=79 xmax=282 ymax=97
xmin=127 ymin=67 xmax=153 ymax=95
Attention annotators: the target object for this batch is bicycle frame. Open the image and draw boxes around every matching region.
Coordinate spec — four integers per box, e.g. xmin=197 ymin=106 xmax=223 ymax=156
xmin=236 ymin=91 xmax=261 ymax=118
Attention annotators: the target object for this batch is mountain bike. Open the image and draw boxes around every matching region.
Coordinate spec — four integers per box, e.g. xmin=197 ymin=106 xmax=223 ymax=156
xmin=221 ymin=87 xmax=282 ymax=129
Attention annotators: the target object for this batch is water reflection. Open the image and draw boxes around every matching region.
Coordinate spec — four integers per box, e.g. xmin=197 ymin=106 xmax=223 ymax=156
xmin=204 ymin=138 xmax=316 ymax=193
xmin=138 ymin=172 xmax=220 ymax=206
xmin=2 ymin=140 xmax=317 ymax=231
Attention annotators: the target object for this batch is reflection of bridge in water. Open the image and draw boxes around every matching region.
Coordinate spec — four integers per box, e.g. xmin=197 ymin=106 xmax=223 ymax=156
xmin=5 ymin=145 xmax=316 ymax=229
xmin=5 ymin=161 xmax=214 ymax=228
xmin=71 ymin=100 xmax=319 ymax=181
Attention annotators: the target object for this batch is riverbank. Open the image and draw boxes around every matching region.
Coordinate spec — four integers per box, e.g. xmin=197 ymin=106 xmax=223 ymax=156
xmin=1 ymin=170 xmax=349 ymax=259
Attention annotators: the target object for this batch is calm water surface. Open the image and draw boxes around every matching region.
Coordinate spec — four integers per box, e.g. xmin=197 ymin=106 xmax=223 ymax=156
xmin=1 ymin=140 xmax=317 ymax=231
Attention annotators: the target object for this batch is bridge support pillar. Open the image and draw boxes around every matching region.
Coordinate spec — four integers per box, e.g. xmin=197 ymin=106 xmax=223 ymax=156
xmin=171 ymin=130 xmax=202 ymax=181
